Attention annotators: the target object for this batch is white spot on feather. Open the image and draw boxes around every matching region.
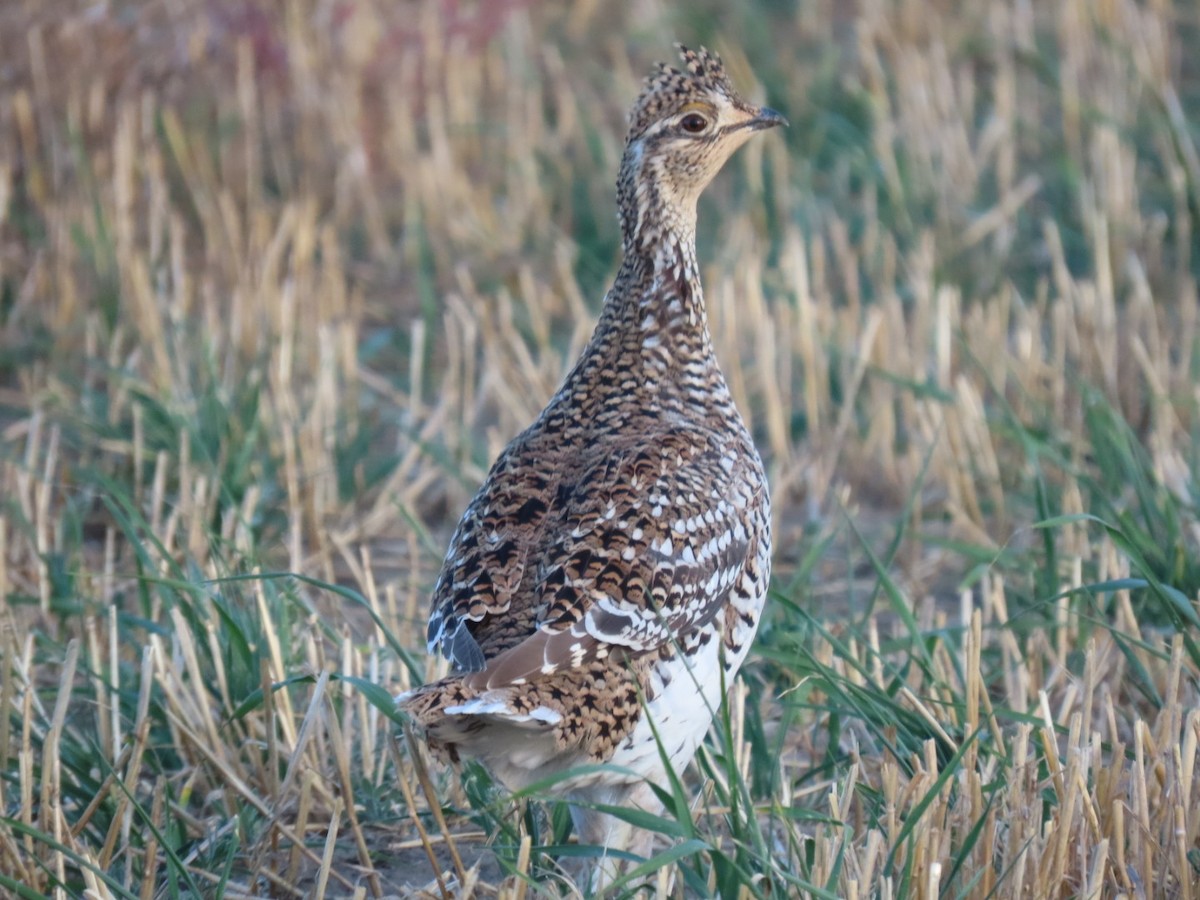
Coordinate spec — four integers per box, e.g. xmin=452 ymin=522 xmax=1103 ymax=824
xmin=446 ymin=699 xmax=508 ymax=717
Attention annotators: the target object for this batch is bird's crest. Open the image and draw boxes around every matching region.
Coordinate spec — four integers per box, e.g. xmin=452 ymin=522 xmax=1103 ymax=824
xmin=626 ymin=45 xmax=737 ymax=143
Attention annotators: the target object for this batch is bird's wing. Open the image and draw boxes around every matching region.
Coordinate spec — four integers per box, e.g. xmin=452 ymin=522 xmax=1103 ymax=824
xmin=458 ymin=428 xmax=760 ymax=690
xmin=425 ymin=425 xmax=761 ymax=678
xmin=423 ymin=432 xmax=553 ymax=673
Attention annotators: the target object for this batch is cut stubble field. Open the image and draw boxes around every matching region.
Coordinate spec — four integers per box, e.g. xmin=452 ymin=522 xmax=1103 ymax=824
xmin=2 ymin=0 xmax=1200 ymax=897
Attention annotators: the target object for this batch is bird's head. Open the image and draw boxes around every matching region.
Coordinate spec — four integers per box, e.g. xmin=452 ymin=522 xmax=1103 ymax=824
xmin=618 ymin=45 xmax=786 ymax=255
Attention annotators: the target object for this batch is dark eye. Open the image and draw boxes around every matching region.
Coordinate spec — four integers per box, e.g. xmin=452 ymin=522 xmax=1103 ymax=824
xmin=680 ymin=112 xmax=709 ymax=133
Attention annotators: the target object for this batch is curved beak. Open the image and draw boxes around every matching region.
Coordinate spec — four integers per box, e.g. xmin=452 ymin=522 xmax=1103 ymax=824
xmin=747 ymin=106 xmax=788 ymax=131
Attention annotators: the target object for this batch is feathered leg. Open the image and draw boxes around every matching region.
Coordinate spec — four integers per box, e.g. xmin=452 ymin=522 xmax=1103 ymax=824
xmin=569 ymin=780 xmax=662 ymax=893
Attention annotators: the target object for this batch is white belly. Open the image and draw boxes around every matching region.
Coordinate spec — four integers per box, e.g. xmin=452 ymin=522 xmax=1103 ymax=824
xmin=607 ymin=625 xmax=726 ymax=780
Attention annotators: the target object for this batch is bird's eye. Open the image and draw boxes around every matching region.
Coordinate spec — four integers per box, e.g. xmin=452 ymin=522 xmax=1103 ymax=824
xmin=680 ymin=112 xmax=709 ymax=133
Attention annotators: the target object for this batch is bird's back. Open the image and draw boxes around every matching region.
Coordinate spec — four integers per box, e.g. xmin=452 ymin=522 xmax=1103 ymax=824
xmin=406 ymin=249 xmax=770 ymax=780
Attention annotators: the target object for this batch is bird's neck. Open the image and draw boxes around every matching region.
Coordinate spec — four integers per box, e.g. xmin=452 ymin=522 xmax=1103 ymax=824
xmin=612 ymin=173 xmax=707 ymax=340
xmin=556 ymin=159 xmax=728 ymax=418
xmin=604 ymin=225 xmax=707 ymax=343
xmin=555 ymin=205 xmax=729 ymax=426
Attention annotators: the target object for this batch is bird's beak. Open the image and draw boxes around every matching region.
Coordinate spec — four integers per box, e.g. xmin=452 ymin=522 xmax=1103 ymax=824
xmin=746 ymin=106 xmax=788 ymax=131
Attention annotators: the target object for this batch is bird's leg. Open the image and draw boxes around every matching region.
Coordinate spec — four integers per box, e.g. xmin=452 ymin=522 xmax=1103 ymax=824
xmin=570 ymin=780 xmax=663 ymax=894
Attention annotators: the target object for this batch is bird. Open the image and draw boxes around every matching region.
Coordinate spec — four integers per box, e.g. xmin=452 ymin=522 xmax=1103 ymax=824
xmin=398 ymin=44 xmax=783 ymax=882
